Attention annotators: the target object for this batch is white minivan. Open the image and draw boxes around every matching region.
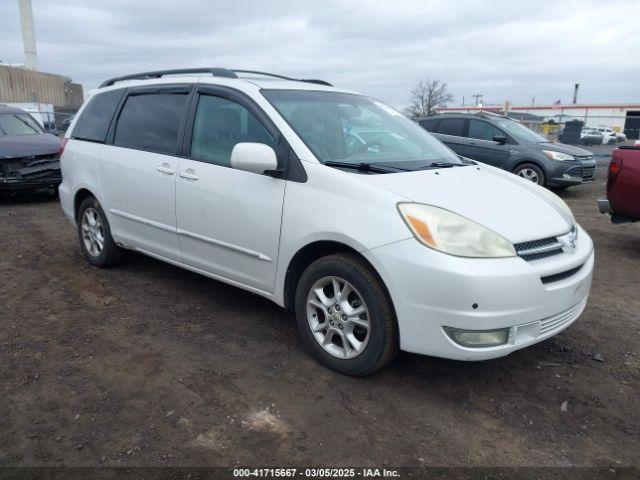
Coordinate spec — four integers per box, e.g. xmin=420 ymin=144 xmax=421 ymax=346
xmin=59 ymin=68 xmax=594 ymax=375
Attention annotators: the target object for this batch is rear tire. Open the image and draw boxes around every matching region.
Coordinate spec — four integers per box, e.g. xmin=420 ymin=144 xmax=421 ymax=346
xmin=513 ymin=163 xmax=546 ymax=187
xmin=294 ymin=253 xmax=398 ymax=376
xmin=77 ymin=196 xmax=123 ymax=267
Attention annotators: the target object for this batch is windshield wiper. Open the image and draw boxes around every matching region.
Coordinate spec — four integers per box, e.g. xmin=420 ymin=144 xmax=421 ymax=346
xmin=458 ymin=155 xmax=477 ymax=165
xmin=424 ymin=161 xmax=467 ymax=169
xmin=323 ymin=161 xmax=406 ymax=173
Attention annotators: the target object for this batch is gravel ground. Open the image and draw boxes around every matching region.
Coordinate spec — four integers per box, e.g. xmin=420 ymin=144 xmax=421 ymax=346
xmin=0 ymin=164 xmax=638 ymax=470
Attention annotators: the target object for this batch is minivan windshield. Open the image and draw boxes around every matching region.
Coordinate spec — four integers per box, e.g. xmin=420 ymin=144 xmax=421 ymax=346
xmin=493 ymin=117 xmax=548 ymax=143
xmin=0 ymin=113 xmax=44 ymax=137
xmin=262 ymin=90 xmax=462 ymax=171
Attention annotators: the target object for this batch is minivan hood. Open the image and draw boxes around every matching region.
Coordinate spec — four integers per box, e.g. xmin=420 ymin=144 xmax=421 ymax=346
xmin=360 ymin=165 xmax=573 ymax=243
xmin=531 ymin=141 xmax=593 ymax=157
xmin=0 ymin=133 xmax=61 ymax=159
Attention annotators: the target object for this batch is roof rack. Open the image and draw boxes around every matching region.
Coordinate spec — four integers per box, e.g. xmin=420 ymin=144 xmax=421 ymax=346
xmin=99 ymin=68 xmax=332 ymax=88
xmin=99 ymin=68 xmax=238 ymax=88
xmin=232 ymin=70 xmax=333 ymax=87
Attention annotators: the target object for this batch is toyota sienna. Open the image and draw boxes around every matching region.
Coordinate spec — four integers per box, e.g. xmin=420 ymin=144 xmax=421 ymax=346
xmin=59 ymin=68 xmax=594 ymax=375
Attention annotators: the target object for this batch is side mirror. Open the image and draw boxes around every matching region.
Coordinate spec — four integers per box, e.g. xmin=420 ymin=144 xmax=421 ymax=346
xmin=48 ymin=128 xmax=60 ymax=136
xmin=493 ymin=135 xmax=507 ymax=145
xmin=230 ymin=142 xmax=279 ymax=176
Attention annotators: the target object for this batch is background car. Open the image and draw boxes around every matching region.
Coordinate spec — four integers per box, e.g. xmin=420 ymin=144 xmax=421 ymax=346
xmin=581 ymin=128 xmax=616 ymax=145
xmin=595 ymin=126 xmax=626 ymax=142
xmin=598 ymin=146 xmax=640 ymax=222
xmin=580 ymin=129 xmax=604 ymax=145
xmin=417 ymin=112 xmax=596 ymax=189
xmin=0 ymin=105 xmax=62 ymax=195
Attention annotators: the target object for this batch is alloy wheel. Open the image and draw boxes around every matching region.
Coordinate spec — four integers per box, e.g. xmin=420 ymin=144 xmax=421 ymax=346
xmin=306 ymin=276 xmax=371 ymax=359
xmin=81 ymin=207 xmax=105 ymax=257
xmin=517 ymin=168 xmax=540 ymax=184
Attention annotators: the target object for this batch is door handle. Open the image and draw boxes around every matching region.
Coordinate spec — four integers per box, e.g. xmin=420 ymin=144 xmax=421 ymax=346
xmin=156 ymin=164 xmax=175 ymax=175
xmin=178 ymin=169 xmax=199 ymax=181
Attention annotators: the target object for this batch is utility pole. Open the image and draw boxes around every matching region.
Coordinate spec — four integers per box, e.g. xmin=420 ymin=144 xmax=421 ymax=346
xmin=471 ymin=93 xmax=483 ymax=107
xmin=572 ymin=83 xmax=580 ymax=104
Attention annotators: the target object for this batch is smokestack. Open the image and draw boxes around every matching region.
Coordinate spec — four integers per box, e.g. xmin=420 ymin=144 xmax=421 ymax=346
xmin=18 ymin=0 xmax=38 ymax=71
xmin=572 ymin=83 xmax=579 ymax=104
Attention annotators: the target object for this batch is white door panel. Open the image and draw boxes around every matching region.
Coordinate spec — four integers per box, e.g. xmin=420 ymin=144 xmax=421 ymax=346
xmin=176 ymin=159 xmax=285 ymax=292
xmin=98 ymin=145 xmax=180 ymax=260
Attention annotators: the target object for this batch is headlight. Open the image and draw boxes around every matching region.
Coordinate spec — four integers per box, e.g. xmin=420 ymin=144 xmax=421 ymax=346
xmin=543 ymin=150 xmax=575 ymax=161
xmin=398 ymin=203 xmax=516 ymax=258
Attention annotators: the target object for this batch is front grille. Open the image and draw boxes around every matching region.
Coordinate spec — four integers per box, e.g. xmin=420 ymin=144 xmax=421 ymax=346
xmin=541 ymin=264 xmax=584 ymax=284
xmin=566 ymin=165 xmax=595 ymax=180
xmin=539 ymin=298 xmax=587 ymax=335
xmin=514 ymin=237 xmax=564 ymax=261
xmin=1 ymin=153 xmax=60 ymax=176
xmin=575 ymin=155 xmax=596 ymax=181
xmin=582 ymin=166 xmax=595 ymax=180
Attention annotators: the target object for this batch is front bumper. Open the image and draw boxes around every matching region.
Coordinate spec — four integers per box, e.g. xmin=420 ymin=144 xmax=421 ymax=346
xmin=363 ymin=226 xmax=594 ymax=360
xmin=548 ymin=159 xmax=597 ymax=186
xmin=0 ymin=174 xmax=62 ymax=192
xmin=0 ymin=160 xmax=61 ymax=193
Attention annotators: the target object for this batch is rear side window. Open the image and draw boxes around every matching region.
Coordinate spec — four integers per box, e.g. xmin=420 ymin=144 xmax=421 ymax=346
xmin=468 ymin=119 xmax=504 ymax=141
xmin=114 ymin=93 xmax=188 ymax=155
xmin=72 ymin=89 xmax=124 ymax=142
xmin=436 ymin=118 xmax=465 ymax=137
xmin=418 ymin=118 xmax=438 ymax=132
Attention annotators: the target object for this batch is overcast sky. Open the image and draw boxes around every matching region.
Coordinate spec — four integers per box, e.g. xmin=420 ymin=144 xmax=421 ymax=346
xmin=1 ymin=0 xmax=639 ymax=108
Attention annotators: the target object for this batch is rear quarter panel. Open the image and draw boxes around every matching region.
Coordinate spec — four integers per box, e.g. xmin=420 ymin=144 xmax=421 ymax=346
xmin=59 ymin=139 xmax=104 ymax=225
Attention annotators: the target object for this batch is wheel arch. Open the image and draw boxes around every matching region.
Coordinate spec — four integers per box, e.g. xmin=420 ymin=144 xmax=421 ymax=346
xmin=511 ymin=159 xmax=548 ymax=185
xmin=282 ymin=240 xmax=396 ymax=317
xmin=511 ymin=158 xmax=546 ymax=173
xmin=73 ymin=188 xmax=96 ymax=222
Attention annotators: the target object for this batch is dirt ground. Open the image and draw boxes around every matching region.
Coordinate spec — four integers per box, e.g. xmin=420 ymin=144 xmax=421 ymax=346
xmin=0 ymin=163 xmax=638 ymax=470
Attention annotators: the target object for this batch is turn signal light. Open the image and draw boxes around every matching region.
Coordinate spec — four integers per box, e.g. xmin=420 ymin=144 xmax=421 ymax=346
xmin=406 ymin=215 xmax=436 ymax=247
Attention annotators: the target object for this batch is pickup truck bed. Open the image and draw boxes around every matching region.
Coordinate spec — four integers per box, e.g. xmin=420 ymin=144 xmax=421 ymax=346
xmin=598 ymin=146 xmax=640 ymax=222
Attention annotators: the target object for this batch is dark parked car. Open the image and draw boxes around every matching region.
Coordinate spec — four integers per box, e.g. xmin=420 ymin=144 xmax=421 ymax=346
xmin=598 ymin=146 xmax=640 ymax=222
xmin=417 ymin=113 xmax=596 ymax=189
xmin=0 ymin=105 xmax=61 ymax=194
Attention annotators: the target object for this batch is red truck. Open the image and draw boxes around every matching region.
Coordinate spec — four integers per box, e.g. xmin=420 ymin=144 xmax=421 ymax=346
xmin=598 ymin=146 xmax=640 ymax=222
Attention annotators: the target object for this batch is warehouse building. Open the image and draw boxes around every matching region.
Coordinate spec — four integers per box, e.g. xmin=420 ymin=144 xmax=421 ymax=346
xmin=0 ymin=64 xmax=84 ymax=130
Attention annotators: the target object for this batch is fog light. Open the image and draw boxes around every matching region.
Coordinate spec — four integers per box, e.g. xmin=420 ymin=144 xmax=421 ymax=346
xmin=444 ymin=327 xmax=510 ymax=348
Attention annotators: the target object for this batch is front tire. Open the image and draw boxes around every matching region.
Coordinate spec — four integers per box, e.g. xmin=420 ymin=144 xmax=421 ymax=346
xmin=294 ymin=253 xmax=398 ymax=376
xmin=514 ymin=163 xmax=546 ymax=187
xmin=77 ymin=196 xmax=123 ymax=267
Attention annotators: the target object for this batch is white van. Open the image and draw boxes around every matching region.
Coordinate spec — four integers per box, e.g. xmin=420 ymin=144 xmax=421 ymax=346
xmin=59 ymin=69 xmax=594 ymax=375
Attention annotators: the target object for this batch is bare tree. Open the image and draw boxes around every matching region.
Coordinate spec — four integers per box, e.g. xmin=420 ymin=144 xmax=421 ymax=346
xmin=405 ymin=80 xmax=453 ymax=117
